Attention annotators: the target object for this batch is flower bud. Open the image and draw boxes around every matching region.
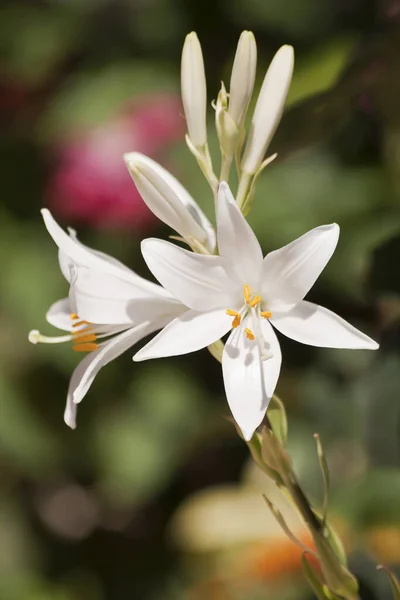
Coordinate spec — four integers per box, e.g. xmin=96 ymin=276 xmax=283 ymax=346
xmin=261 ymin=426 xmax=291 ymax=477
xmin=241 ymin=45 xmax=294 ymax=175
xmin=228 ymin=31 xmax=257 ymax=129
xmin=215 ymin=82 xmax=239 ymax=157
xmin=313 ymin=534 xmax=359 ymax=599
xmin=181 ymin=32 xmax=207 ymax=149
xmin=124 ymin=152 xmax=215 ymax=252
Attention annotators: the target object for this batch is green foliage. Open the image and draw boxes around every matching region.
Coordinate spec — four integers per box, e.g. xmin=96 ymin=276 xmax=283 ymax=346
xmin=92 ymin=364 xmax=207 ymax=504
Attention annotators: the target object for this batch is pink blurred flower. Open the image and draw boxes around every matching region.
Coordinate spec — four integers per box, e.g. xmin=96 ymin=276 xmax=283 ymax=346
xmin=46 ymin=94 xmax=185 ymax=230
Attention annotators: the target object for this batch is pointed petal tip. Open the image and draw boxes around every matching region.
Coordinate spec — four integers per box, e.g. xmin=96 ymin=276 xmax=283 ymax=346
xmin=64 ymin=412 xmax=77 ymax=429
xmin=140 ymin=237 xmax=160 ymax=253
xmin=278 ymin=44 xmax=295 ymax=61
xmin=123 ymin=151 xmax=146 ymax=166
xmin=72 ymin=392 xmax=83 ymax=405
xmin=132 ymin=349 xmax=145 ymax=362
xmin=123 ymin=152 xmax=135 ymax=165
xmin=241 ymin=427 xmax=255 ymax=442
xmin=218 ymin=181 xmax=235 ymax=204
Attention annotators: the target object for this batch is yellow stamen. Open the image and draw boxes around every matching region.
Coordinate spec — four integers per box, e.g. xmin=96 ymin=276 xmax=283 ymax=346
xmin=72 ymin=334 xmax=97 ymax=343
xmin=226 ymin=309 xmax=241 ymax=328
xmin=70 ymin=313 xmax=97 ymax=352
xmin=260 ymin=311 xmax=272 ymax=319
xmin=249 ymin=295 xmax=261 ymax=308
xmin=72 ymin=327 xmax=94 ymax=336
xmin=245 ymin=328 xmax=255 ymax=341
xmin=243 ymin=284 xmax=251 ymax=304
xmin=232 ymin=315 xmax=241 ymax=328
xmin=72 ymin=320 xmax=91 ymax=328
xmin=73 ymin=343 xmax=99 ymax=352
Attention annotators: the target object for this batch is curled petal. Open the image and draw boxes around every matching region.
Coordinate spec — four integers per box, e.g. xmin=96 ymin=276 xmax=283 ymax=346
xmin=42 ymin=209 xmax=165 ymax=296
xmin=46 ymin=298 xmax=73 ymax=331
xmin=64 ymin=321 xmax=164 ymax=429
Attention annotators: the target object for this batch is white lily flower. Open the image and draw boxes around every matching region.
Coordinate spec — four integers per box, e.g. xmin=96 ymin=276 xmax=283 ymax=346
xmin=124 ymin=152 xmax=216 ymax=253
xmin=241 ymin=45 xmax=294 ymax=175
xmin=134 ymin=182 xmax=379 ymax=441
xmin=181 ymin=32 xmax=207 ymax=149
xmin=29 ymin=209 xmax=186 ymax=429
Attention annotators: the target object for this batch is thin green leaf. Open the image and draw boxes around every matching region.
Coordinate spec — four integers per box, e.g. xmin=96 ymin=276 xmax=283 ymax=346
xmin=314 ymin=433 xmax=330 ymax=526
xmin=377 ymin=565 xmax=400 ymax=600
xmin=302 ymin=552 xmax=331 ymax=600
xmin=262 ymin=495 xmax=318 ymax=559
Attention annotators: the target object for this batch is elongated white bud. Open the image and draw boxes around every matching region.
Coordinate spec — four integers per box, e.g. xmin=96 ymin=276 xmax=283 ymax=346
xmin=215 ymin=82 xmax=239 ymax=157
xmin=181 ymin=32 xmax=207 ymax=149
xmin=124 ymin=152 xmax=216 ymax=252
xmin=228 ymin=31 xmax=257 ymax=129
xmin=241 ymin=45 xmax=294 ymax=175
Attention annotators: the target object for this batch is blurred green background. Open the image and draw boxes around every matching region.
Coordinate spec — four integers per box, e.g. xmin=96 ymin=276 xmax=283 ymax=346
xmin=1 ymin=0 xmax=400 ymax=599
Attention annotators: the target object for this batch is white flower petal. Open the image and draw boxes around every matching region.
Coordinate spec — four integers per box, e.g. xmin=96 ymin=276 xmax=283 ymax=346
xmin=134 ymin=308 xmax=231 ymax=361
xmin=262 ymin=223 xmax=340 ymax=309
xmin=46 ymin=298 xmax=73 ymax=331
xmin=69 ymin=321 xmax=162 ymax=414
xmin=58 ymin=251 xmax=74 ymax=282
xmin=222 ymin=317 xmax=281 ymax=441
xmin=141 ymin=238 xmax=238 ymax=311
xmin=217 ymin=182 xmax=263 ymax=289
xmin=42 ymin=209 xmax=168 ymax=297
xmin=271 ymin=301 xmax=379 ymax=349
xmin=124 ymin=153 xmax=216 ymax=252
xmin=68 ymin=266 xmax=184 ymax=325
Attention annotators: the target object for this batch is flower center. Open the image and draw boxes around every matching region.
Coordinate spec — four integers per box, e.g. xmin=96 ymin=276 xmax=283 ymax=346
xmin=70 ymin=314 xmax=99 ymax=352
xmin=29 ymin=313 xmax=99 ymax=352
xmin=225 ymin=285 xmax=273 ymax=360
xmin=225 ymin=284 xmax=272 ymax=334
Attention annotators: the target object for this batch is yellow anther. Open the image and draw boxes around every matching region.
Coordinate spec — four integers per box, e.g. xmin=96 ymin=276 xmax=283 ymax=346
xmin=73 ymin=343 xmax=99 ymax=352
xmin=72 ymin=327 xmax=94 ymax=336
xmin=232 ymin=315 xmax=241 ymax=328
xmin=69 ymin=313 xmax=98 ymax=352
xmin=249 ymin=295 xmax=261 ymax=308
xmin=72 ymin=334 xmax=97 ymax=343
xmin=243 ymin=284 xmax=251 ymax=304
xmin=260 ymin=311 xmax=272 ymax=319
xmin=72 ymin=320 xmax=91 ymax=328
xmin=244 ymin=328 xmax=255 ymax=341
xmin=226 ymin=309 xmax=241 ymax=328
